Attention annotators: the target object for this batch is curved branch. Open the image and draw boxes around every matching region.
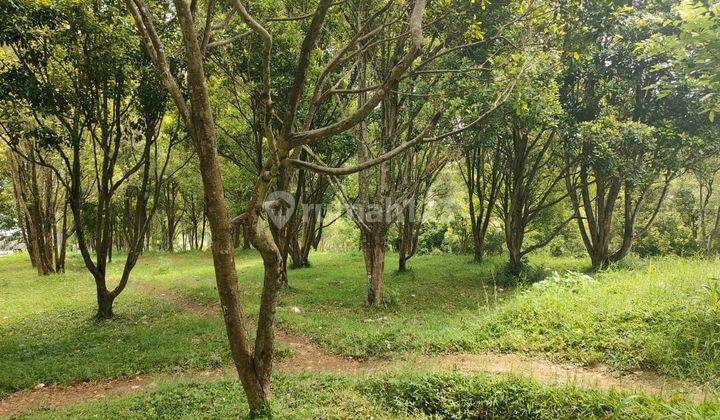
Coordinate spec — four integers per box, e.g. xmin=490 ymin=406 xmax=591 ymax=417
xmin=288 ymin=112 xmax=440 ymax=176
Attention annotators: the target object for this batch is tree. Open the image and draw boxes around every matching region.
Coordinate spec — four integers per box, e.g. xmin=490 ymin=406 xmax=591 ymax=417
xmin=179 ymin=166 xmax=207 ymax=251
xmin=348 ymin=23 xmax=446 ymax=302
xmin=460 ymin=128 xmax=503 ymax=262
xmin=491 ymin=50 xmax=572 ymax=274
xmin=498 ymin=123 xmax=570 ymax=274
xmin=289 ymin=141 xmax=353 ymax=269
xmin=558 ymin=0 xmax=701 ymax=269
xmin=124 ymin=0 xmax=431 ymax=414
xmin=0 ymin=0 xmax=175 ymax=317
xmin=161 ymin=179 xmax=183 ymax=252
xmin=396 ymin=145 xmax=446 ymax=272
xmin=2 ymin=133 xmax=69 ymax=274
xmin=451 ymin=0 xmax=563 ymax=266
xmin=0 ymin=169 xmax=17 ymax=231
xmin=458 ymin=79 xmax=515 ymax=264
xmin=643 ymin=1 xmax=720 ymax=121
xmin=566 ymin=115 xmax=675 ymax=268
xmin=691 ymin=143 xmax=720 ymax=256
xmin=327 ymin=0 xmax=538 ymax=293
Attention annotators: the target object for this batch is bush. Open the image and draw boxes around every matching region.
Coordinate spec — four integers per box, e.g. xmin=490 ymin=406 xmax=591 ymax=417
xmin=531 ymin=270 xmax=595 ymax=292
xmin=634 ymin=213 xmax=699 ymax=257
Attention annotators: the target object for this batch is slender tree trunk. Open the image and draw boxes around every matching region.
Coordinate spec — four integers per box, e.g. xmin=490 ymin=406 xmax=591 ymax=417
xmin=398 ymin=252 xmax=408 ymax=272
xmin=56 ymin=206 xmax=68 ymax=273
xmin=473 ymin=239 xmax=485 ymax=263
xmin=233 ymin=226 xmax=241 ymax=248
xmin=289 ymin=238 xmax=304 ymax=269
xmin=506 ymin=230 xmax=523 ymax=274
xmin=7 ymin=147 xmax=57 ymax=275
xmin=707 ymin=201 xmax=720 ymax=256
xmin=397 ymin=209 xmax=413 ymax=272
xmin=290 ymin=210 xmax=316 ymax=268
xmin=108 ymin=217 xmax=113 ymax=264
xmin=363 ymin=229 xmax=387 ymax=305
xmin=171 ymin=3 xmax=276 ymax=412
xmin=462 ymin=145 xmax=502 ymax=264
xmin=167 ymin=220 xmax=175 ymax=252
xmin=200 ymin=211 xmax=207 ymax=250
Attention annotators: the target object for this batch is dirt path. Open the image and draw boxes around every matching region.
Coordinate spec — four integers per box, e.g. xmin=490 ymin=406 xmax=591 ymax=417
xmin=0 ymin=368 xmax=230 ymax=418
xmin=1 ymin=284 xmax=713 ymax=417
xmin=416 ymin=353 xmax=704 ymax=400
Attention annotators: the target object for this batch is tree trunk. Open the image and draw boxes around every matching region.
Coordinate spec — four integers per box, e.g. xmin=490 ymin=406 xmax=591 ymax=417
xmin=278 ymin=254 xmax=289 ymax=287
xmin=289 ymin=238 xmax=305 ymax=269
xmin=242 ymin=223 xmax=251 ymax=250
xmin=506 ymin=232 xmax=523 ymax=275
xmin=473 ymin=240 xmax=485 ymax=263
xmin=167 ymin=223 xmax=175 ymax=252
xmin=200 ymin=212 xmax=207 ymax=250
xmin=397 ymin=215 xmax=413 ymax=272
xmin=170 ymin=3 xmax=277 ymax=413
xmin=363 ymin=229 xmax=387 ymax=305
xmin=54 ymin=198 xmax=69 ymax=273
xmin=398 ymin=253 xmax=408 ymax=272
xmin=108 ymin=218 xmax=113 ymax=264
xmin=461 ymin=144 xmax=502 ymax=264
xmin=233 ymin=225 xmax=242 ymax=249
xmin=96 ymin=286 xmax=115 ymax=319
xmin=290 ymin=210 xmax=317 ymax=269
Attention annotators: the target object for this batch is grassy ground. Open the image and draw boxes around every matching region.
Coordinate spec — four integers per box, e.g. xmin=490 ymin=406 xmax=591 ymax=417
xmin=130 ymin=250 xmax=720 ymax=386
xmin=479 ymin=258 xmax=720 ymax=384
xmin=135 ymin=251 xmax=580 ymax=358
xmin=2 ymin=248 xmax=719 ymax=413
xmin=18 ymin=372 xmax=720 ymax=419
xmin=0 ymin=254 xmax=233 ymax=396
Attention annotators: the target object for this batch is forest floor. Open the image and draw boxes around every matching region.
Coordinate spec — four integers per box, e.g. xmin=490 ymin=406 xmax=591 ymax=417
xmin=1 ymin=251 xmax=719 ymax=418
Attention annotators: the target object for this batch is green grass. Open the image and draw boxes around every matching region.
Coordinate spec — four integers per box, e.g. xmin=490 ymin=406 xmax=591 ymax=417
xmin=19 ymin=375 xmax=387 ymax=419
xmin=127 ymin=250 xmax=512 ymax=361
xmin=477 ymin=259 xmax=720 ymax=385
xmin=364 ymin=372 xmax=720 ymax=419
xmin=2 ymin=248 xmax=719 ymax=401
xmin=18 ymin=372 xmax=720 ymax=419
xmin=130 ymin=250 xmax=720 ymax=386
xmin=135 ymin=250 xmax=531 ymax=358
xmin=0 ymin=253 xmax=284 ymax=396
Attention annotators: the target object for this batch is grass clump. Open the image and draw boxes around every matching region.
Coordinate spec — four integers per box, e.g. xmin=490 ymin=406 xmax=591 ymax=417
xmin=364 ymin=372 xmax=720 ymax=419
